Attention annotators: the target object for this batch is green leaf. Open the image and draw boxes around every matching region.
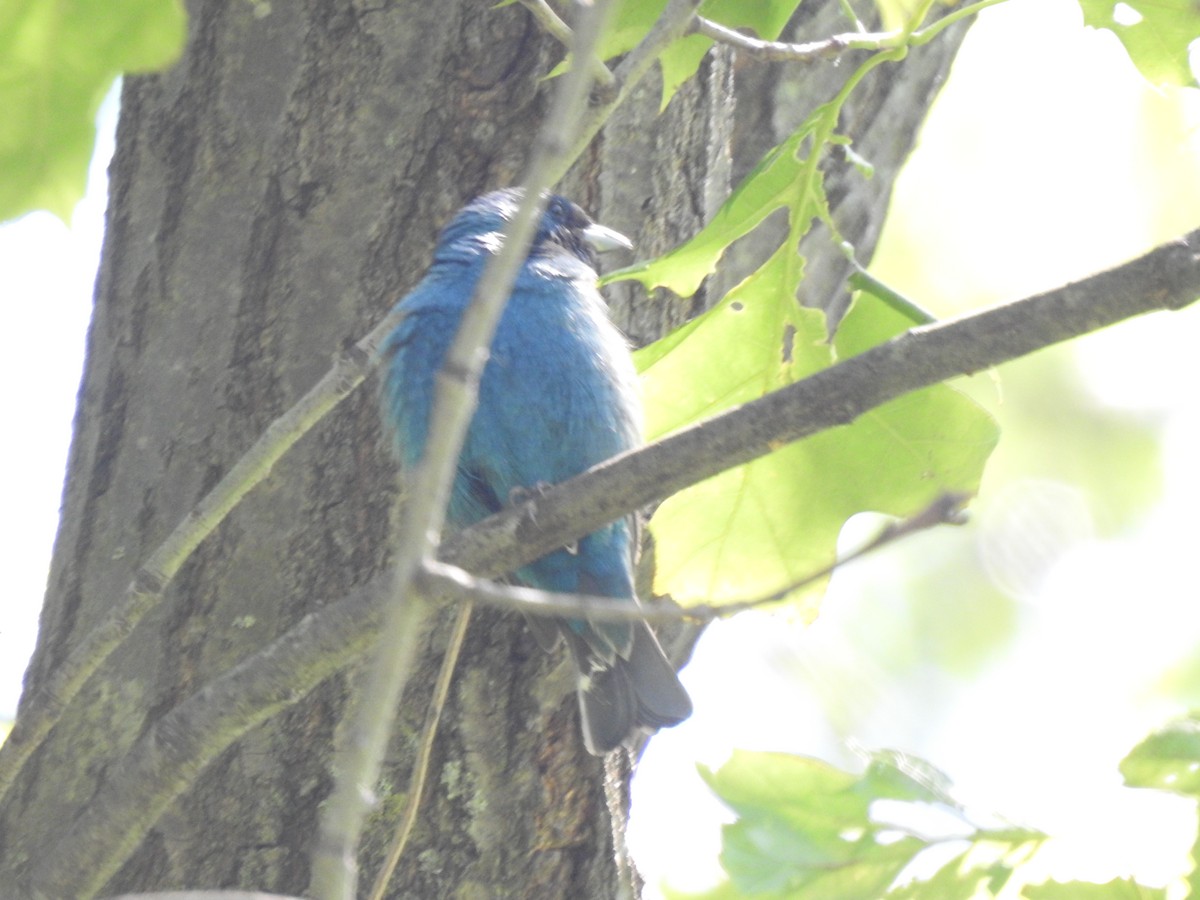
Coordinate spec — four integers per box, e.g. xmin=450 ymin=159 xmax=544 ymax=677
xmin=638 ymin=243 xmax=822 ymax=439
xmin=700 ymin=751 xmax=869 ymax=827
xmin=637 ymin=255 xmax=998 ymax=610
xmin=607 ymin=40 xmax=892 ymax=296
xmin=608 ymin=120 xmax=820 ymax=297
xmin=1023 ymin=878 xmax=1168 ymax=899
xmin=697 ymin=750 xmax=1044 ymax=899
xmin=636 ymin=245 xmax=831 ymax=612
xmin=1120 ymin=713 xmax=1200 ymax=796
xmin=0 ymin=0 xmax=186 ymax=222
xmin=1077 ymin=0 xmax=1200 ymax=87
xmin=859 ymin=749 xmax=958 ymax=806
xmin=700 ymin=751 xmax=925 ymax=897
xmin=600 ymin=0 xmax=671 ymax=61
xmin=658 ymin=32 xmax=716 ymax=107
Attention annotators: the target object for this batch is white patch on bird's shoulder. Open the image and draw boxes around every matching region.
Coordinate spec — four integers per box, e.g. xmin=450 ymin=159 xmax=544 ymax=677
xmin=477 ymin=231 xmax=504 ymax=254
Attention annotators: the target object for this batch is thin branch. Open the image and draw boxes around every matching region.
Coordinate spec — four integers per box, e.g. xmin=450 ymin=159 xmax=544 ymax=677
xmin=910 ymin=0 xmax=1009 ymax=46
xmin=847 ymin=265 xmax=938 ymax=325
xmin=708 ymin=492 xmax=970 ymax=615
xmin=419 ymin=492 xmax=969 ymax=622
xmin=518 ymin=0 xmax=617 ymax=91
xmin=518 ymin=0 xmax=575 ymax=45
xmin=309 ymin=3 xmax=616 ymax=897
xmin=691 ymin=16 xmax=889 ymax=62
xmin=28 ymin=228 xmax=1200 ymax=898
xmin=561 ymin=0 xmax=703 ymax=177
xmin=902 ymin=0 xmax=941 ymax=40
xmin=365 ymin=603 xmax=473 ymax=900
xmin=690 ymin=0 xmax=1007 ymax=63
xmin=837 ymin=0 xmax=866 ymax=33
xmin=418 ymin=560 xmax=687 ymax=623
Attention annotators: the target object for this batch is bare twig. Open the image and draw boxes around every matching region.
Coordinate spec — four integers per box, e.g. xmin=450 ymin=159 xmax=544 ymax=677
xmin=518 ymin=0 xmax=575 ymax=45
xmin=518 ymin=0 xmax=617 ymax=91
xmin=561 ymin=0 xmax=703 ymax=175
xmin=706 ymin=492 xmax=970 ymax=615
xmin=366 ymin=603 xmax=473 ymax=900
xmin=691 ymin=16 xmax=888 ymax=63
xmin=910 ymin=0 xmax=1009 ymax=46
xmin=690 ymin=0 xmax=1008 ymax=63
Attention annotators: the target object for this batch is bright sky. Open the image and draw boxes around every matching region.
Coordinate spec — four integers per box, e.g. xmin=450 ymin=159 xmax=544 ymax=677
xmin=3 ymin=0 xmax=1200 ymax=896
xmin=0 ymin=88 xmax=118 ymax=717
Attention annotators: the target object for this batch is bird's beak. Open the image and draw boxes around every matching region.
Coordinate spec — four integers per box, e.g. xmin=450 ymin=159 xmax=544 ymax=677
xmin=582 ymin=222 xmax=633 ymax=254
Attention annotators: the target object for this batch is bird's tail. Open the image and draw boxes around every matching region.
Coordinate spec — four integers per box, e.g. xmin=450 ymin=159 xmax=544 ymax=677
xmin=566 ymin=623 xmax=692 ymax=755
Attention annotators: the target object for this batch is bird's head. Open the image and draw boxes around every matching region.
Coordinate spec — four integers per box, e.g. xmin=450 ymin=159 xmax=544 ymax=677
xmin=433 ymin=189 xmax=631 ymax=270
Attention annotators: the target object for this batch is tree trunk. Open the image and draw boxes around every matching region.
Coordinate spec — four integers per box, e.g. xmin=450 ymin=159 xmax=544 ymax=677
xmin=0 ymin=1 xmax=968 ymax=897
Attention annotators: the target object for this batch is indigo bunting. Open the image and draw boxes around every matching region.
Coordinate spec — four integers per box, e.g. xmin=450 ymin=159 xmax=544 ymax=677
xmin=381 ymin=189 xmax=692 ymax=754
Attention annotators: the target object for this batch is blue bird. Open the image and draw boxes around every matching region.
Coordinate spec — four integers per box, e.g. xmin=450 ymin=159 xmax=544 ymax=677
xmin=381 ymin=189 xmax=692 ymax=754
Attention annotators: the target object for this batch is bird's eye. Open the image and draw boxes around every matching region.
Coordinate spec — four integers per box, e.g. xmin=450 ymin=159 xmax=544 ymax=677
xmin=565 ymin=204 xmax=592 ymax=231
xmin=546 ymin=195 xmax=590 ymax=232
xmin=543 ymin=196 xmax=564 ymax=220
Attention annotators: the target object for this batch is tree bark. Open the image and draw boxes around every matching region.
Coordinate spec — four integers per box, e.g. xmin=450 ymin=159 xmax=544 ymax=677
xmin=0 ymin=1 xmax=969 ymax=897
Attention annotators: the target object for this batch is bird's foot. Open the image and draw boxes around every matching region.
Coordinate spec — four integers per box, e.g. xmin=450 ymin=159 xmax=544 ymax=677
xmin=509 ymin=482 xmax=578 ymax=554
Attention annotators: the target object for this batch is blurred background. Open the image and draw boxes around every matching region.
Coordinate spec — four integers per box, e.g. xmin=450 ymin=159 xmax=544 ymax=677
xmin=3 ymin=0 xmax=1199 ymax=895
xmin=629 ymin=0 xmax=1200 ymax=895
